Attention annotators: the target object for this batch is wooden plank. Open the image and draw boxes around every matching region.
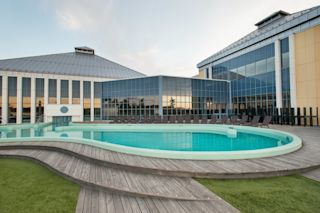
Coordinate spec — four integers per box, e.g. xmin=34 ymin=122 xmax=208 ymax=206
xmin=112 ymin=194 xmax=125 ymax=213
xmin=91 ymin=189 xmax=99 ymax=213
xmin=98 ymin=190 xmax=107 ymax=213
xmin=83 ymin=188 xmax=92 ymax=213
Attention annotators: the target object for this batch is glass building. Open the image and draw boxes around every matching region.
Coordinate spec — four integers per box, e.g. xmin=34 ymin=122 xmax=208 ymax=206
xmin=197 ymin=7 xmax=320 ymax=116
xmin=101 ymin=76 xmax=231 ymax=118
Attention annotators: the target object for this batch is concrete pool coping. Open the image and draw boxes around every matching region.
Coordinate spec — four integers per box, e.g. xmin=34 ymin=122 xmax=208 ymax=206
xmin=0 ymin=123 xmax=302 ymax=160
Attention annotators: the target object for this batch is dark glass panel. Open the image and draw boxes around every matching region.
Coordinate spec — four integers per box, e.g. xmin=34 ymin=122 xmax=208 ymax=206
xmin=72 ymin=80 xmax=80 ymax=104
xmin=8 ymin=77 xmax=17 ymax=123
xmin=60 ymin=80 xmax=69 ymax=104
xmin=36 ymin=78 xmax=44 ymax=122
xmin=22 ymin=77 xmax=31 ymax=123
xmin=48 ymin=79 xmax=57 ymax=104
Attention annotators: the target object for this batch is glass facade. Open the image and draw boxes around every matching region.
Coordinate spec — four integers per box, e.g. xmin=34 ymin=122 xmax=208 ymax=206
xmin=280 ymin=38 xmax=291 ymax=108
xmin=162 ymin=76 xmax=230 ymax=116
xmin=48 ymin=79 xmax=57 ymax=104
xmin=22 ymin=77 xmax=31 ymax=122
xmin=83 ymin=81 xmax=91 ymax=121
xmin=210 ymin=43 xmax=277 ymax=115
xmin=94 ymin=82 xmax=102 ymax=120
xmin=72 ymin=80 xmax=80 ymax=104
xmin=60 ymin=80 xmax=69 ymax=104
xmin=8 ymin=77 xmax=17 ymax=123
xmin=101 ymin=76 xmax=230 ymax=118
xmin=36 ymin=78 xmax=44 ymax=122
xmin=102 ymin=77 xmax=160 ymax=118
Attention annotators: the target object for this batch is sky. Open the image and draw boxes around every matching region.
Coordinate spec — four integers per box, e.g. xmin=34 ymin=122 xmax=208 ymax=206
xmin=0 ymin=0 xmax=319 ymax=77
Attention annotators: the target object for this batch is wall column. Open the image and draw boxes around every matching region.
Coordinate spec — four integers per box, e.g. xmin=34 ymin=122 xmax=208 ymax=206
xmin=80 ymin=80 xmax=84 ymax=121
xmin=16 ymin=76 xmax=22 ymax=124
xmin=274 ymin=39 xmax=283 ymax=109
xmin=69 ymin=79 xmax=72 ymax=104
xmin=1 ymin=75 xmax=8 ymax=124
xmin=90 ymin=81 xmax=94 ymax=121
xmin=289 ymin=34 xmax=297 ymax=109
xmin=44 ymin=78 xmax=49 ymax=122
xmin=30 ymin=77 xmax=36 ymax=124
xmin=57 ymin=79 xmax=61 ymax=105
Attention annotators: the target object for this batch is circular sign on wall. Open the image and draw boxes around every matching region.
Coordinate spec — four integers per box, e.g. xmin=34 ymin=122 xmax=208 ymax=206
xmin=60 ymin=106 xmax=69 ymax=114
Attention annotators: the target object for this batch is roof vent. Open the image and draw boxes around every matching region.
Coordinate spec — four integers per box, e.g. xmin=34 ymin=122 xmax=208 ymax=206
xmin=74 ymin=46 xmax=95 ymax=55
xmin=255 ymin=10 xmax=290 ymax=29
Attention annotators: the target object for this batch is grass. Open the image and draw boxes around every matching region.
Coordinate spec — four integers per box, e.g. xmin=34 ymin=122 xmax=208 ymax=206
xmin=0 ymin=158 xmax=80 ymax=213
xmin=197 ymin=175 xmax=320 ymax=213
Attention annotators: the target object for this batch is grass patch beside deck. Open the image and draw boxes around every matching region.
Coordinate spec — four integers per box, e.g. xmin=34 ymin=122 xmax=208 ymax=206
xmin=197 ymin=175 xmax=320 ymax=213
xmin=0 ymin=158 xmax=80 ymax=213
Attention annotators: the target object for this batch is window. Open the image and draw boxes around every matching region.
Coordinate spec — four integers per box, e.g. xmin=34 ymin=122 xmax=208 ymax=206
xmin=60 ymin=80 xmax=69 ymax=104
xmin=36 ymin=78 xmax=44 ymax=122
xmin=8 ymin=77 xmax=17 ymax=123
xmin=94 ymin=82 xmax=102 ymax=120
xmin=48 ymin=79 xmax=57 ymax=104
xmin=83 ymin=81 xmax=91 ymax=120
xmin=72 ymin=81 xmax=80 ymax=104
xmin=22 ymin=78 xmax=31 ymax=122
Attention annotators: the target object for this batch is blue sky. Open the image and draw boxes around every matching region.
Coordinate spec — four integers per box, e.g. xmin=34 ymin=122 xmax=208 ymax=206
xmin=1 ymin=0 xmax=319 ymax=77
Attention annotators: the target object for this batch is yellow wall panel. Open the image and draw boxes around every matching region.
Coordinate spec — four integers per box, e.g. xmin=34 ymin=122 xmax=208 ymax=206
xmin=295 ymin=25 xmax=320 ymax=109
xmin=198 ymin=70 xmax=205 ymax=78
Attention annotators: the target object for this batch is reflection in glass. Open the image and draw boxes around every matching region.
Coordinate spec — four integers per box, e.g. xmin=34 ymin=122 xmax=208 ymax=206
xmin=83 ymin=81 xmax=91 ymax=121
xmin=8 ymin=77 xmax=17 ymax=123
xmin=48 ymin=79 xmax=57 ymax=104
xmin=22 ymin=78 xmax=31 ymax=123
xmin=60 ymin=80 xmax=69 ymax=104
xmin=36 ymin=78 xmax=44 ymax=122
xmin=94 ymin=82 xmax=102 ymax=120
xmin=101 ymin=76 xmax=230 ymax=118
xmin=72 ymin=80 xmax=80 ymax=104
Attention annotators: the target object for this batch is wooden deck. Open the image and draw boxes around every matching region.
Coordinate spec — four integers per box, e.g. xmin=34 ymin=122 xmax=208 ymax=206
xmin=0 ymin=125 xmax=319 ymax=212
xmin=75 ymin=187 xmax=238 ymax=213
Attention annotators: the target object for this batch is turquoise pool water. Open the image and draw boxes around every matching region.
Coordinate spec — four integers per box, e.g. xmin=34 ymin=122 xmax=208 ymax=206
xmin=0 ymin=124 xmax=292 ymax=152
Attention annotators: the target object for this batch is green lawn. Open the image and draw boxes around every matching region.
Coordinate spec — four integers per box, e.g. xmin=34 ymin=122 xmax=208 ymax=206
xmin=0 ymin=158 xmax=80 ymax=213
xmin=197 ymin=175 xmax=320 ymax=213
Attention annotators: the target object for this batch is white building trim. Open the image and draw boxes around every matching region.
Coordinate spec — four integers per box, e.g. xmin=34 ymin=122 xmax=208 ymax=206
xmin=1 ymin=76 xmax=8 ymax=124
xmin=44 ymin=78 xmax=49 ymax=122
xmin=16 ymin=76 xmax=22 ymax=124
xmin=289 ymin=34 xmax=297 ymax=109
xmin=90 ymin=81 xmax=94 ymax=121
xmin=68 ymin=79 xmax=72 ymax=104
xmin=274 ymin=39 xmax=283 ymax=109
xmin=30 ymin=77 xmax=36 ymax=124
xmin=57 ymin=79 xmax=61 ymax=105
xmin=80 ymin=80 xmax=84 ymax=121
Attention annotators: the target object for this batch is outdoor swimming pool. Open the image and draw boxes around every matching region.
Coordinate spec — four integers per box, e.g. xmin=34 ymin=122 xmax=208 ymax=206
xmin=0 ymin=123 xmax=302 ymax=160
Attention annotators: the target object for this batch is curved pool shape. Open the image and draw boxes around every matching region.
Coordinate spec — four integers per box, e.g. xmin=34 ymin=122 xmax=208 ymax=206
xmin=0 ymin=123 xmax=302 ymax=160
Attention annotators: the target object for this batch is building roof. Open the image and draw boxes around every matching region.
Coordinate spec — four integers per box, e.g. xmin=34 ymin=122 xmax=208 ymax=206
xmin=197 ymin=5 xmax=320 ymax=68
xmin=0 ymin=47 xmax=145 ymax=79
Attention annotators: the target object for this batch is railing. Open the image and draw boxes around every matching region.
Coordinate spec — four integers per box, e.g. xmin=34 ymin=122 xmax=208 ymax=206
xmin=233 ymin=107 xmax=319 ymax=127
xmin=273 ymin=107 xmax=319 ymax=127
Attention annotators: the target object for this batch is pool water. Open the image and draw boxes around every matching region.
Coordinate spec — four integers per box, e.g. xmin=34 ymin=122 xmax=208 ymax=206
xmin=0 ymin=125 xmax=292 ymax=152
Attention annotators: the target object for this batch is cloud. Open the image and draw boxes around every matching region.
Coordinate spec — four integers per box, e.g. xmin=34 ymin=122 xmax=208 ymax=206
xmin=42 ymin=0 xmax=113 ymax=32
xmin=39 ymin=0 xmax=320 ymax=77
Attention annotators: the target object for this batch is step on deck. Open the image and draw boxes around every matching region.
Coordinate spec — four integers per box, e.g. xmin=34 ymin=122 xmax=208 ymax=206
xmin=0 ymin=149 xmax=215 ymax=201
xmin=76 ymin=187 xmax=240 ymax=213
